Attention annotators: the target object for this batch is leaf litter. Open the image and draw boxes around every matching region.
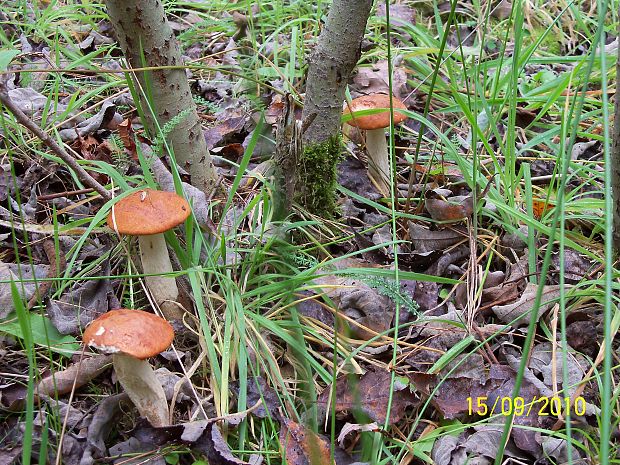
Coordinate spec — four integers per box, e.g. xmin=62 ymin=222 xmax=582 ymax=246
xmin=0 ymin=0 xmax=615 ymax=464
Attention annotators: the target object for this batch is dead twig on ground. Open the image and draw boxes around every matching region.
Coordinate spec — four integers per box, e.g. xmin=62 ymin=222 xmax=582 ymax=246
xmin=0 ymin=82 xmax=112 ymax=201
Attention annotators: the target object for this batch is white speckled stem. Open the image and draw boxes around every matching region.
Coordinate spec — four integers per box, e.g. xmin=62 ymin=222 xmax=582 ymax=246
xmin=365 ymin=128 xmax=390 ymax=196
xmin=113 ymin=353 xmax=169 ymax=427
xmin=138 ymin=234 xmax=183 ymax=320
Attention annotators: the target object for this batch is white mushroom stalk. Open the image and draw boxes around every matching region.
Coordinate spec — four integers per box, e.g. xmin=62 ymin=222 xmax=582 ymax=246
xmin=113 ymin=352 xmax=169 ymax=427
xmin=138 ymin=233 xmax=181 ymax=319
xmin=364 ymin=128 xmax=392 ymax=195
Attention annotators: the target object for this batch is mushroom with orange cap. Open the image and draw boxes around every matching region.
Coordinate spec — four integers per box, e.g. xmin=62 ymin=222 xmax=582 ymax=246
xmin=343 ymin=94 xmax=408 ymax=195
xmin=108 ymin=189 xmax=190 ymax=321
xmin=83 ymin=309 xmax=174 ymax=427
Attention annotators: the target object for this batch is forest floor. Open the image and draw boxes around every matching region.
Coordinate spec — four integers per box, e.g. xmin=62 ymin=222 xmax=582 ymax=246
xmin=0 ymin=0 xmax=618 ymax=464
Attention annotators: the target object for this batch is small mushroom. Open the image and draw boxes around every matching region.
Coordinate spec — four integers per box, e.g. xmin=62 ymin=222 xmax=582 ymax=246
xmin=83 ymin=309 xmax=174 ymax=427
xmin=343 ymin=94 xmax=408 ymax=196
xmin=108 ymin=189 xmax=190 ymax=320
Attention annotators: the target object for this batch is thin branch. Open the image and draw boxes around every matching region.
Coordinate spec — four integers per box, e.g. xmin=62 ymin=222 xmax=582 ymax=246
xmin=0 ymin=83 xmax=112 ymax=201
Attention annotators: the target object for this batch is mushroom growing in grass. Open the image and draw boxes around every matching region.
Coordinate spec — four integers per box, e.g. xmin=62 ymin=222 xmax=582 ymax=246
xmin=83 ymin=309 xmax=174 ymax=427
xmin=343 ymin=94 xmax=408 ymax=196
xmin=108 ymin=189 xmax=190 ymax=321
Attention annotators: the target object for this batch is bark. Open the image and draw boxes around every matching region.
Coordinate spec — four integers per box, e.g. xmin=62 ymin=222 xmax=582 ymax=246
xmin=301 ymin=0 xmax=373 ymax=146
xmin=297 ymin=0 xmax=372 ymax=216
xmin=104 ymin=0 xmax=217 ymax=194
xmin=613 ymin=21 xmax=620 ymax=251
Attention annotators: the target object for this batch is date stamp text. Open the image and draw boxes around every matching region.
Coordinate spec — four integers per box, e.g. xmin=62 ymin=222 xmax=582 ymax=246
xmin=467 ymin=396 xmax=586 ymax=417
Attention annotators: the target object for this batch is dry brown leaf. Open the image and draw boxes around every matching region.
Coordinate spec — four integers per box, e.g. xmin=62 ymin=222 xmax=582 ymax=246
xmin=424 ymin=188 xmax=474 ymax=222
xmin=408 ymin=223 xmax=468 ymax=253
xmin=316 ymin=368 xmax=416 ymax=425
xmin=314 ymin=258 xmax=394 ymax=340
xmin=280 ymin=418 xmax=331 ymax=465
xmin=491 ymin=282 xmax=564 ymax=325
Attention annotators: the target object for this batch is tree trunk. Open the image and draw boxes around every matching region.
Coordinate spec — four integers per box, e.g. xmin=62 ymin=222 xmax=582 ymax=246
xmin=104 ymin=0 xmax=218 ymax=195
xmin=297 ymin=0 xmax=373 ymax=216
xmin=613 ymin=25 xmax=620 ymax=250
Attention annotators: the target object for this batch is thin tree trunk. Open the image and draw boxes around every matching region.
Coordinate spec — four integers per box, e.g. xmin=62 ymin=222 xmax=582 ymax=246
xmin=613 ymin=22 xmax=620 ymax=250
xmin=297 ymin=0 xmax=373 ymax=216
xmin=302 ymin=0 xmax=373 ymax=145
xmin=104 ymin=0 xmax=217 ymax=195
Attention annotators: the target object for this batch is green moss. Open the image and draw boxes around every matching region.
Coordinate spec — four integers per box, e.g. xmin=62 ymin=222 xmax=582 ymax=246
xmin=295 ymin=135 xmax=342 ymax=218
xmin=524 ymin=25 xmax=563 ymax=55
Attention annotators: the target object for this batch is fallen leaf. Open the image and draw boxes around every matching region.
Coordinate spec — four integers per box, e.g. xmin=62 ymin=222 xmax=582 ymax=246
xmin=314 ymin=259 xmax=395 ymax=340
xmin=351 ymin=61 xmax=409 ymax=101
xmin=433 ymin=364 xmax=540 ymax=420
xmin=0 ymin=261 xmax=49 ymax=319
xmin=118 ymin=118 xmax=138 ymax=160
xmin=133 ymin=418 xmax=254 ymax=464
xmin=8 ymin=87 xmax=68 ymax=116
xmin=531 ymin=197 xmax=554 ymax=219
xmin=204 ymin=105 xmax=250 ymax=150
xmin=424 ymin=188 xmax=474 ymax=222
xmin=408 ymin=223 xmax=467 ymax=253
xmin=280 ymin=418 xmax=331 ymax=465
xmin=376 ymin=4 xmax=415 ymax=25
xmin=47 ymin=274 xmax=118 ymax=335
xmin=317 ymin=368 xmax=417 ymax=425
xmin=58 ymin=101 xmax=117 ymax=142
xmin=79 ymin=393 xmax=131 ymax=465
xmin=491 ymin=282 xmax=564 ymax=325
xmin=528 ymin=343 xmax=589 ymax=397
xmin=550 ymin=248 xmax=592 ymax=284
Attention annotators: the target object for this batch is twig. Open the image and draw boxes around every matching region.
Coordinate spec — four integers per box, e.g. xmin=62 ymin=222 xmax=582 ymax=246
xmin=38 ymin=188 xmax=95 ymax=201
xmin=27 ymin=239 xmax=67 ymax=309
xmin=36 ymin=354 xmax=113 ymax=397
xmin=0 ymin=83 xmax=111 ymax=201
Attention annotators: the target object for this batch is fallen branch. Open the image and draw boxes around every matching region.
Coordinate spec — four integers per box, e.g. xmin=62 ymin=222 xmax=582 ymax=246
xmin=36 ymin=354 xmax=113 ymax=397
xmin=0 ymin=82 xmax=111 ymax=201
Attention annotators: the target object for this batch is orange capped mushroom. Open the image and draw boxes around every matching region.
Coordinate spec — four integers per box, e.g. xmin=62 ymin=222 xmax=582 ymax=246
xmin=84 ymin=309 xmax=174 ymax=427
xmin=343 ymin=94 xmax=408 ymax=195
xmin=108 ymin=189 xmax=191 ymax=321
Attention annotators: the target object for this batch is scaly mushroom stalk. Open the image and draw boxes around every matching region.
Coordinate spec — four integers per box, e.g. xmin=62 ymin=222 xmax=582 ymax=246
xmin=138 ymin=234 xmax=181 ymax=319
xmin=113 ymin=353 xmax=169 ymax=427
xmin=364 ymin=128 xmax=391 ymax=195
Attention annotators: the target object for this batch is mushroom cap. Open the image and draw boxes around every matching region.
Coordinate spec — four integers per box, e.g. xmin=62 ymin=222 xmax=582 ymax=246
xmin=343 ymin=94 xmax=408 ymax=130
xmin=107 ymin=189 xmax=191 ymax=235
xmin=83 ymin=309 xmax=174 ymax=359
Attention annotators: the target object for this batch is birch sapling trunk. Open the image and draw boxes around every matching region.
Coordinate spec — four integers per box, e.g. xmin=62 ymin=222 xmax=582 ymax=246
xmin=104 ymin=0 xmax=218 ymax=195
xmin=613 ymin=11 xmax=620 ymax=251
xmin=298 ymin=0 xmax=373 ymax=216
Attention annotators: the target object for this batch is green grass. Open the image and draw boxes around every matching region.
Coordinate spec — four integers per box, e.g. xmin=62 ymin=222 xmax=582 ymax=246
xmin=0 ymin=0 xmax=619 ymax=463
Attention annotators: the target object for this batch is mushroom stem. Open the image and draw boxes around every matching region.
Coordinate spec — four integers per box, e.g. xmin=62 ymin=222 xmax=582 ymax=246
xmin=138 ymin=234 xmax=183 ymax=320
xmin=365 ymin=128 xmax=391 ymax=196
xmin=112 ymin=353 xmax=169 ymax=427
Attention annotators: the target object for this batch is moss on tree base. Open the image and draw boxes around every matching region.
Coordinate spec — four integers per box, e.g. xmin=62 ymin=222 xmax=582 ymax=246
xmin=295 ymin=136 xmax=342 ymax=218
